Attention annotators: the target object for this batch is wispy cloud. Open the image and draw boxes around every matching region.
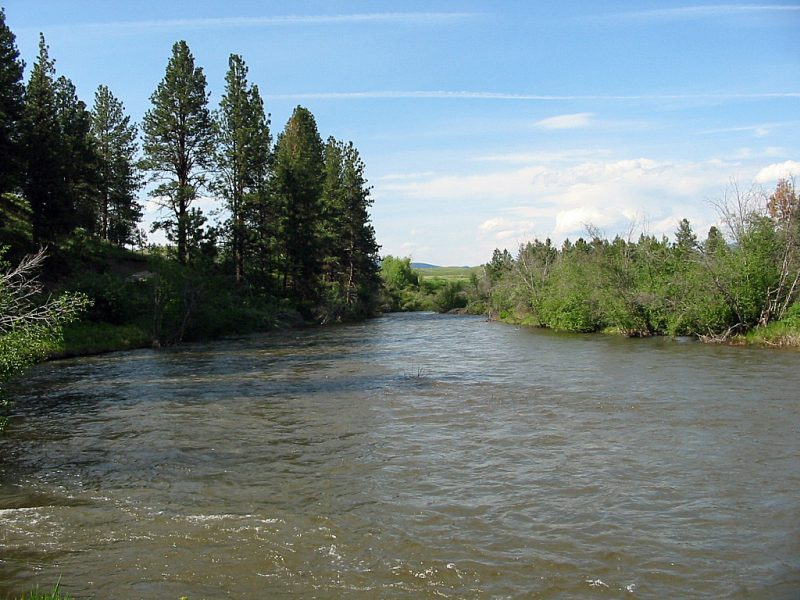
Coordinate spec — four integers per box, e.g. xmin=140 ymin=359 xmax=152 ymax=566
xmin=265 ymin=90 xmax=800 ymax=102
xmin=535 ymin=112 xmax=594 ymax=130
xmin=592 ymin=4 xmax=800 ymax=22
xmin=696 ymin=120 xmax=800 ymax=137
xmin=20 ymin=12 xmax=479 ymax=33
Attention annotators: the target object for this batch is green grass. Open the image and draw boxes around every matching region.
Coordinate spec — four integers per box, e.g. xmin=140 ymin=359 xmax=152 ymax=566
xmin=416 ymin=265 xmax=481 ymax=282
xmin=12 ymin=582 xmax=71 ymax=600
xmin=743 ymin=321 xmax=800 ymax=347
xmin=56 ymin=321 xmax=151 ymax=357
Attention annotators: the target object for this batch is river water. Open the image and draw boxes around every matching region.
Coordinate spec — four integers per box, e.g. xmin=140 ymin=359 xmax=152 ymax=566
xmin=1 ymin=313 xmax=799 ymax=598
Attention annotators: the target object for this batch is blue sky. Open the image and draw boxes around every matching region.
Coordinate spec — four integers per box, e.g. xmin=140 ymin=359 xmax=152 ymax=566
xmin=4 ymin=1 xmax=799 ymax=265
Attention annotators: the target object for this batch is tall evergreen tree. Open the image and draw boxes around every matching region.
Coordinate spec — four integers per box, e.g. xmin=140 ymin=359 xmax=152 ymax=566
xmin=320 ymin=137 xmax=345 ymax=280
xmin=272 ymin=106 xmax=325 ymax=311
xmin=91 ymin=84 xmax=142 ymax=246
xmin=214 ymin=54 xmax=271 ymax=284
xmin=321 ymin=138 xmax=381 ymax=314
xmin=54 ymin=75 xmax=99 ymax=233
xmin=141 ymin=40 xmax=214 ymax=265
xmin=0 ymin=8 xmax=25 ymax=197
xmin=23 ymin=34 xmax=66 ymax=244
xmin=23 ymin=35 xmax=98 ymax=243
xmin=244 ymin=103 xmax=276 ymax=292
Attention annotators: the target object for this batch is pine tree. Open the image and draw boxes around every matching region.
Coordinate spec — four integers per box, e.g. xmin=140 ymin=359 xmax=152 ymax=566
xmin=91 ymin=85 xmax=142 ymax=246
xmin=214 ymin=54 xmax=271 ymax=284
xmin=321 ymin=138 xmax=381 ymax=314
xmin=272 ymin=106 xmax=325 ymax=311
xmin=22 ymin=35 xmax=99 ymax=243
xmin=0 ymin=8 xmax=25 ymax=197
xmin=24 ymin=34 xmax=66 ymax=244
xmin=54 ymin=75 xmax=99 ymax=233
xmin=243 ymin=91 xmax=275 ymax=292
xmin=141 ymin=40 xmax=214 ymax=264
xmin=320 ymin=137 xmax=345 ymax=281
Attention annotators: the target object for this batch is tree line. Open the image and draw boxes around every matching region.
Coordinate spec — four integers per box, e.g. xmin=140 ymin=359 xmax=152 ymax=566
xmin=471 ymin=180 xmax=800 ymax=342
xmin=0 ymin=10 xmax=382 ymax=322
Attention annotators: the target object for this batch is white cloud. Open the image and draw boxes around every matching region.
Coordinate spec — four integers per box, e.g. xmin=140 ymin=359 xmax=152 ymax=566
xmin=479 ymin=217 xmax=537 ymax=240
xmin=378 ymin=157 xmax=747 ymax=247
xmin=553 ymin=206 xmax=623 ymax=236
xmin=376 ymin=156 xmax=799 ymax=263
xmin=754 ymin=161 xmax=800 ymax=184
xmin=535 ymin=112 xmax=593 ymax=130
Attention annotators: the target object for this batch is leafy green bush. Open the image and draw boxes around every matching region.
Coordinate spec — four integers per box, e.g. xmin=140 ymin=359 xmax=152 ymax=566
xmin=540 ymin=291 xmax=602 ymax=333
xmin=433 ymin=280 xmax=467 ymax=312
xmin=780 ymin=302 xmax=800 ymax=327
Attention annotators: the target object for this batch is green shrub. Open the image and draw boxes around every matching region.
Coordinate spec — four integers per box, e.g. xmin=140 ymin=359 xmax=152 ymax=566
xmin=433 ymin=280 xmax=467 ymax=312
xmin=541 ymin=292 xmax=602 ymax=333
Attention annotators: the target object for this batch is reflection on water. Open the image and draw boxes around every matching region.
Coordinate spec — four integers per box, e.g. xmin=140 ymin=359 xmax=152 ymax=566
xmin=1 ymin=313 xmax=799 ymax=598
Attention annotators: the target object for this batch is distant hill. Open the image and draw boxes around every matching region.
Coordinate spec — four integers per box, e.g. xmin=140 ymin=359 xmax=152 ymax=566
xmin=411 ymin=263 xmax=473 ymax=269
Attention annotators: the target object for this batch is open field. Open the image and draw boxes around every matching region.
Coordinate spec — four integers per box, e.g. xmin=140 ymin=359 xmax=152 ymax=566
xmin=416 ymin=265 xmax=482 ymax=282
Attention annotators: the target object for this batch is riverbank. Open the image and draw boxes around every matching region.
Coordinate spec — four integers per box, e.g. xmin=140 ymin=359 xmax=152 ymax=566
xmin=487 ymin=309 xmax=800 ymax=348
xmin=50 ymin=307 xmax=308 ymax=360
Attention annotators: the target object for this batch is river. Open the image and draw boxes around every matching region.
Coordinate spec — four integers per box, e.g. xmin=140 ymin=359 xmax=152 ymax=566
xmin=1 ymin=313 xmax=799 ymax=598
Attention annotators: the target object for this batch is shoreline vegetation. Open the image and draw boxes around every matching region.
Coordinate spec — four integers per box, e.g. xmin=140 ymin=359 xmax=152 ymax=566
xmin=381 ymin=179 xmax=800 ymax=350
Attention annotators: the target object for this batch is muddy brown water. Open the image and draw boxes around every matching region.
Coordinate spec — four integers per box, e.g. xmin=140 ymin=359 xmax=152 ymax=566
xmin=1 ymin=313 xmax=799 ymax=598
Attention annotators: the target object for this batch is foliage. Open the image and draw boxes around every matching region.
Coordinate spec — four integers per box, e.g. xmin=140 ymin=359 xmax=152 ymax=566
xmin=141 ymin=40 xmax=215 ymax=265
xmin=91 ymin=84 xmax=143 ymax=246
xmin=320 ymin=138 xmax=382 ymax=319
xmin=0 ymin=248 xmax=90 ymax=429
xmin=433 ymin=280 xmax=467 ymax=313
xmin=59 ymin=321 xmax=150 ymax=356
xmin=23 ymin=35 xmax=69 ymax=244
xmin=2 ymin=9 xmax=384 ymax=334
xmin=0 ymin=7 xmax=25 ymax=196
xmin=213 ymin=54 xmax=272 ymax=285
xmin=272 ymin=106 xmax=326 ymax=313
xmin=471 ymin=181 xmax=800 ymax=343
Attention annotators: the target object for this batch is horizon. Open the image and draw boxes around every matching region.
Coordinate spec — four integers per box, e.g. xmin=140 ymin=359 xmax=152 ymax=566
xmin=3 ymin=0 xmax=799 ymax=265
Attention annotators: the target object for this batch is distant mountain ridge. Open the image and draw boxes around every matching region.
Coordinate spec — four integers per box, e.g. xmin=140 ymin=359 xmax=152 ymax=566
xmin=411 ymin=263 xmax=473 ymax=269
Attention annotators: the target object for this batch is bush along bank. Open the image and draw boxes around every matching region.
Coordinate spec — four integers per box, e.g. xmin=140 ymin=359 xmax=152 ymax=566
xmin=466 ymin=181 xmax=800 ymax=346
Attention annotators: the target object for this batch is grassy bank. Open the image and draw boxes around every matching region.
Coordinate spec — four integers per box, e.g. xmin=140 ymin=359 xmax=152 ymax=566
xmin=56 ymin=322 xmax=152 ymax=357
xmin=742 ymin=320 xmax=800 ymax=347
xmin=12 ymin=583 xmax=71 ymax=600
xmin=489 ymin=306 xmax=800 ymax=348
